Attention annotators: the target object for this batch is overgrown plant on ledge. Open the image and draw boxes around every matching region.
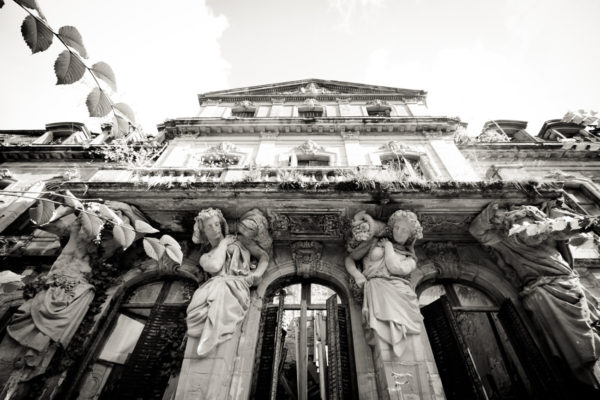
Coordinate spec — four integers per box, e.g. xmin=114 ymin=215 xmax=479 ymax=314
xmin=1 ymin=0 xmax=139 ymax=139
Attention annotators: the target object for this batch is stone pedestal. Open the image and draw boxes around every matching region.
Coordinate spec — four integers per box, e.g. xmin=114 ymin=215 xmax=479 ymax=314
xmin=371 ymin=323 xmax=445 ymax=400
xmin=175 ymin=326 xmax=242 ymax=400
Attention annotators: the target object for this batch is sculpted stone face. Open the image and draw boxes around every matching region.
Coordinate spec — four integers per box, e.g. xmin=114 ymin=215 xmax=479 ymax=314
xmin=203 ymin=215 xmax=224 ymax=243
xmin=392 ymin=218 xmax=412 ymax=244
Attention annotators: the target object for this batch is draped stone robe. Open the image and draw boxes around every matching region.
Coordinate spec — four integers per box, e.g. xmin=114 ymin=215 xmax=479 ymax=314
xmin=469 ymin=204 xmax=600 ymax=382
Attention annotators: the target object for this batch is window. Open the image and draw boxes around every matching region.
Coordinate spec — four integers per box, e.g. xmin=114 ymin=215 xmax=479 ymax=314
xmin=252 ymin=282 xmax=357 ymax=400
xmin=231 ymin=110 xmax=255 ymax=118
xmin=296 ymin=155 xmax=330 ymax=167
xmin=380 ymin=154 xmax=424 ymax=179
xmin=419 ymin=281 xmax=564 ymax=400
xmin=298 ymin=110 xmax=323 ymax=118
xmin=77 ymin=279 xmax=197 ymax=400
xmin=366 ymin=109 xmax=390 ymax=117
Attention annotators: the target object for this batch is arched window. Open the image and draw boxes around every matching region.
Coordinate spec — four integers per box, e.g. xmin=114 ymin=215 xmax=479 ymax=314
xmin=251 ymin=281 xmax=357 ymax=400
xmin=418 ymin=281 xmax=565 ymax=400
xmin=76 ymin=278 xmax=197 ymax=400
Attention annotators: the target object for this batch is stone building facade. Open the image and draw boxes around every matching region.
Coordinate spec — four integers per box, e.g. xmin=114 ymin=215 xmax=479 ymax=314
xmin=0 ymin=79 xmax=599 ymax=400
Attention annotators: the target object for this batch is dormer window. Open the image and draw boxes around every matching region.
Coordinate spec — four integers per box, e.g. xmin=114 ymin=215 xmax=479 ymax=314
xmin=366 ymin=99 xmax=392 ymax=117
xmin=298 ymin=110 xmax=323 ymax=118
xmin=231 ymin=111 xmax=255 ymax=118
xmin=298 ymin=99 xmax=324 ymax=118
xmin=231 ymin=101 xmax=256 ymax=118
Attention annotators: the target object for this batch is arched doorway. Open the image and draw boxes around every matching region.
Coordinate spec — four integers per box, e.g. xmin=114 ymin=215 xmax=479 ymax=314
xmin=418 ymin=280 xmax=565 ymax=400
xmin=251 ymin=280 xmax=358 ymax=400
xmin=75 ymin=278 xmax=197 ymax=400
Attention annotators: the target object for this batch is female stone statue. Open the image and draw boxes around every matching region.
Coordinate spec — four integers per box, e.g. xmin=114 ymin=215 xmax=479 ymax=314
xmin=345 ymin=210 xmax=423 ymax=357
xmin=187 ymin=208 xmax=271 ymax=357
xmin=470 ymin=201 xmax=600 ymax=385
xmin=0 ymin=201 xmax=148 ymax=385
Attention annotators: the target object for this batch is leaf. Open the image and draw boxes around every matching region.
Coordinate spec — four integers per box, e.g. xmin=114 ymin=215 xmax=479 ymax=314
xmin=91 ymin=62 xmax=117 ymax=91
xmin=98 ymin=204 xmax=123 ymax=225
xmin=58 ymin=26 xmax=87 ymax=58
xmin=54 ymin=50 xmax=85 ymax=85
xmin=166 ymin=245 xmax=183 ymax=265
xmin=0 ymin=0 xmax=5 ymax=9
xmin=143 ymin=237 xmax=165 ymax=261
xmin=134 ymin=219 xmax=159 ymax=234
xmin=48 ymin=205 xmax=74 ymax=223
xmin=63 ymin=190 xmax=83 ymax=210
xmin=114 ymin=102 xmax=136 ymax=123
xmin=113 ymin=223 xmax=135 ymax=249
xmin=29 ymin=199 xmax=55 ymax=225
xmin=160 ymin=235 xmax=179 ymax=248
xmin=21 ymin=15 xmax=53 ymax=54
xmin=15 ymin=0 xmax=38 ymax=11
xmin=86 ymin=87 xmax=112 ymax=117
xmin=80 ymin=211 xmax=104 ymax=238
xmin=111 ymin=115 xmax=129 ymax=138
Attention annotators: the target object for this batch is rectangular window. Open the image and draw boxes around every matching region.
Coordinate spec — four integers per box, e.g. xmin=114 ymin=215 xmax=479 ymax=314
xmin=298 ymin=110 xmax=323 ymax=118
xmin=231 ymin=111 xmax=255 ymax=118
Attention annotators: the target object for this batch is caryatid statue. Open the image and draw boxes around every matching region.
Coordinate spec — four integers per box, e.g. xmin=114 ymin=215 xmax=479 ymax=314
xmin=186 ymin=208 xmax=272 ymax=357
xmin=469 ymin=201 xmax=600 ymax=384
xmin=345 ymin=210 xmax=424 ymax=358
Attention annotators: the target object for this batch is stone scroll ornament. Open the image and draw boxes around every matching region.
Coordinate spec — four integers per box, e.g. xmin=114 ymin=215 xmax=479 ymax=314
xmin=469 ymin=201 xmax=600 ymax=385
xmin=344 ymin=210 xmax=424 ymax=358
xmin=186 ymin=208 xmax=272 ymax=357
xmin=0 ymin=191 xmax=183 ymax=387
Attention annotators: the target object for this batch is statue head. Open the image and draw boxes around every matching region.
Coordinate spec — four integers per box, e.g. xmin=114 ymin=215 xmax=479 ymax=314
xmin=238 ymin=209 xmax=272 ymax=251
xmin=192 ymin=208 xmax=228 ymax=245
xmin=388 ymin=210 xmax=423 ymax=245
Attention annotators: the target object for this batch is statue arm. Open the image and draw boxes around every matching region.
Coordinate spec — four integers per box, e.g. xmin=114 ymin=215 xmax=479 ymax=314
xmin=245 ymin=240 xmax=270 ymax=285
xmin=345 ymin=255 xmax=366 ymax=287
xmin=199 ymin=236 xmax=233 ymax=274
xmin=469 ymin=202 xmax=505 ymax=246
xmin=383 ymin=240 xmax=416 ymax=276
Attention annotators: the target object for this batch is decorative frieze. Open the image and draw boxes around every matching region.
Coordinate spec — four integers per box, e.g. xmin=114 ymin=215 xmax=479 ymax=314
xmin=267 ymin=210 xmax=345 ymax=240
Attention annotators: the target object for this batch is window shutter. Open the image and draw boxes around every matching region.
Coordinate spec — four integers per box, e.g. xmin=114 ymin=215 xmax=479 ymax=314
xmin=252 ymin=302 xmax=283 ymax=399
xmin=326 ymin=295 xmax=355 ymax=400
xmin=100 ymin=304 xmax=187 ymax=400
xmin=421 ymin=296 xmax=487 ymax=400
xmin=497 ymin=299 xmax=566 ymax=399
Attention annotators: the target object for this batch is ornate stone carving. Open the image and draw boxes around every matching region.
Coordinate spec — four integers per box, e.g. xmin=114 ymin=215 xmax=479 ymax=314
xmin=419 ymin=213 xmax=475 ymax=235
xmin=187 ymin=208 xmax=272 ymax=357
xmin=197 ymin=142 xmax=242 ymax=167
xmin=421 ymin=241 xmax=460 ymax=279
xmin=0 ymin=200 xmax=155 ymax=388
xmin=380 ymin=141 xmax=421 ymax=155
xmin=0 ymin=169 xmax=12 ymax=179
xmin=344 ymin=210 xmax=424 ymax=358
xmin=296 ymin=139 xmax=325 ymax=155
xmin=302 ymin=98 xmax=321 ymax=108
xmin=367 ymin=99 xmax=390 ymax=108
xmin=234 ymin=100 xmax=255 ymax=109
xmin=267 ymin=210 xmax=344 ymax=240
xmin=470 ymin=201 xmax=600 ymax=384
xmin=282 ymin=82 xmax=334 ymax=95
xmin=291 ymin=241 xmax=323 ymax=277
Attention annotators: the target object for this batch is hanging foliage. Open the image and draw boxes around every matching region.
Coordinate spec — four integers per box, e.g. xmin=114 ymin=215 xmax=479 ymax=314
xmin=3 ymin=0 xmax=139 ymax=139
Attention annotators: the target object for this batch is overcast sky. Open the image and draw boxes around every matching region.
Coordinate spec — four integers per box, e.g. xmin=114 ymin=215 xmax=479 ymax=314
xmin=1 ymin=0 xmax=599 ymax=135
